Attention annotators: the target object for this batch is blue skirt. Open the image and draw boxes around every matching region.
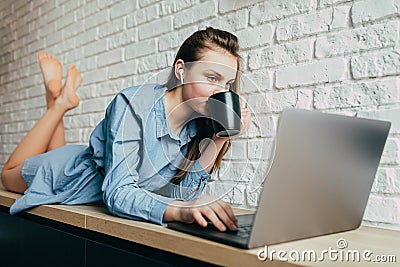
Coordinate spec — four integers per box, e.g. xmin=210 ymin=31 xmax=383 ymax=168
xmin=10 ymin=144 xmax=104 ymax=215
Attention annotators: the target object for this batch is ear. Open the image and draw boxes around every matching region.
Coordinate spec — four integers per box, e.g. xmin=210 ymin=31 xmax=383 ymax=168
xmin=174 ymin=59 xmax=185 ymax=80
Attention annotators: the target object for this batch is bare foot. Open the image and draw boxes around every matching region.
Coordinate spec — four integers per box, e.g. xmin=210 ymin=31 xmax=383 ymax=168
xmin=38 ymin=51 xmax=63 ymax=99
xmin=55 ymin=65 xmax=82 ymax=111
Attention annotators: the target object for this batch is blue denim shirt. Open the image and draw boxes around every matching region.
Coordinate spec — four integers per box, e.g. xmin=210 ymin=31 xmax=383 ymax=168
xmin=97 ymin=84 xmax=212 ymax=224
xmin=10 ymin=84 xmax=211 ymax=225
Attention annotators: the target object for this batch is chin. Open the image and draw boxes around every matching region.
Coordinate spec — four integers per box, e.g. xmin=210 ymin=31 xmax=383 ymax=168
xmin=191 ymin=101 xmax=210 ymax=117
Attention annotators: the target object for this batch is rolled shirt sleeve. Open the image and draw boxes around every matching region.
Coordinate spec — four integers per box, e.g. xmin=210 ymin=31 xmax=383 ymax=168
xmin=101 ymin=92 xmax=176 ymax=225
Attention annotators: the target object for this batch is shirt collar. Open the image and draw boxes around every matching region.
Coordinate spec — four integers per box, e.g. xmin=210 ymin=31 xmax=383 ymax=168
xmin=154 ymin=86 xmax=197 ymax=146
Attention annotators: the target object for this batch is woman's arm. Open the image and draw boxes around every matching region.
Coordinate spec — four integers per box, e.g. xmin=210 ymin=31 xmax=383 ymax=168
xmin=164 ymin=108 xmax=250 ymax=230
xmin=102 ymin=91 xmax=177 ymax=225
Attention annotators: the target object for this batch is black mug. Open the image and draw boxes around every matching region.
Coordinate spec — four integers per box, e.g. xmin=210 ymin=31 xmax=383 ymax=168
xmin=208 ymin=90 xmax=241 ymax=138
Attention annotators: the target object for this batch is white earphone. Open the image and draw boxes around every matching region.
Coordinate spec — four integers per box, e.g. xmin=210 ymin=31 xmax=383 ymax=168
xmin=178 ymin=68 xmax=184 ymax=84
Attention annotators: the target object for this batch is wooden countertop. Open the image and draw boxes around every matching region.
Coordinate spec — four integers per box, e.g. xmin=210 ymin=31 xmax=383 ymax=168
xmin=0 ymin=188 xmax=399 ymax=266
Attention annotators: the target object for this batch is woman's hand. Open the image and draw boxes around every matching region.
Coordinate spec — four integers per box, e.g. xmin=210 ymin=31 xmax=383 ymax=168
xmin=238 ymin=107 xmax=251 ymax=137
xmin=164 ymin=195 xmax=238 ymax=231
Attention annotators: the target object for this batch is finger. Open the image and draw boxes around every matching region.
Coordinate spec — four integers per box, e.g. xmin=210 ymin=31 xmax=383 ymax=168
xmin=193 ymin=210 xmax=208 ymax=227
xmin=208 ymin=202 xmax=236 ymax=231
xmin=219 ymin=201 xmax=238 ymax=225
xmin=201 ymin=206 xmax=226 ymax=231
xmin=214 ymin=201 xmax=238 ymax=231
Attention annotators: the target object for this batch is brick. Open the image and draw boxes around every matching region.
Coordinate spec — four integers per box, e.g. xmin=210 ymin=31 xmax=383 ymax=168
xmin=97 ymin=0 xmax=115 ymax=10
xmin=97 ymin=49 xmax=123 ymax=68
xmin=127 ymin=4 xmax=159 ymax=27
xmin=249 ymin=0 xmax=317 ymax=25
xmin=125 ymin=39 xmax=156 ymax=59
xmin=107 ymin=28 xmax=137 ymax=49
xmin=204 ymin=181 xmax=235 ymax=202
xmin=24 ymin=31 xmax=38 ymax=46
xmin=56 ymin=12 xmax=75 ymax=30
xmin=331 ymin=5 xmax=351 ymax=29
xmin=24 ymin=6 xmax=39 ymax=24
xmin=249 ymin=39 xmax=313 ymax=70
xmin=83 ymin=68 xmax=108 ymax=85
xmin=83 ymin=39 xmax=108 ymax=57
xmin=15 ymin=1 xmax=31 ymax=18
xmin=236 ymin=23 xmax=274 ymax=50
xmin=138 ymin=16 xmax=172 ymax=40
xmin=276 ymin=8 xmax=333 ymax=41
xmin=85 ymin=9 xmax=109 ymax=30
xmin=75 ymin=27 xmax=98 ymax=46
xmin=268 ymin=89 xmax=313 ymax=112
xmin=381 ymin=138 xmax=400 ymax=164
xmin=64 ymin=114 xmax=91 ymax=129
xmin=358 ymin=108 xmax=400 ymax=134
xmin=352 ymin=0 xmax=400 ymax=25
xmin=199 ymin=9 xmax=248 ymax=32
xmin=65 ymin=129 xmax=82 ymax=143
xmin=28 ymin=38 xmax=45 ymax=53
xmin=45 ymin=30 xmax=63 ymax=46
xmin=247 ymin=185 xmax=262 ymax=207
xmin=82 ymin=98 xmax=108 ymax=113
xmin=98 ymin=17 xmax=125 ymax=38
xmin=246 ymin=92 xmax=273 ymax=114
xmin=319 ymin=0 xmax=352 ymax=7
xmin=160 ymin=0 xmax=198 ymax=15
xmin=276 ymin=58 xmax=347 ymax=89
xmin=372 ymin=168 xmax=400 ymax=194
xmin=81 ymin=0 xmax=100 ymax=18
xmin=364 ymin=195 xmax=400 ymax=224
xmin=139 ymin=0 xmax=159 ymax=7
xmin=174 ymin=0 xmax=216 ymax=29
xmin=110 ymin=0 xmax=138 ymax=20
xmin=316 ymin=21 xmax=398 ymax=58
xmin=224 ymin=140 xmax=247 ymax=160
xmin=39 ymin=0 xmax=56 ymax=16
xmin=89 ymin=80 xmax=124 ymax=98
xmin=159 ymin=26 xmax=197 ymax=51
xmin=314 ymin=78 xmax=400 ymax=109
xmin=240 ymin=70 xmax=273 ymax=93
xmin=217 ymin=161 xmax=252 ymax=182
xmin=108 ymin=60 xmax=138 ymax=79
xmin=245 ymin=114 xmax=277 ymax=138
xmin=45 ymin=7 xmax=63 ymax=24
xmin=248 ymin=139 xmax=275 ymax=161
xmin=351 ymin=50 xmax=400 ymax=79
xmin=231 ymin=184 xmax=247 ymax=205
xmin=137 ymin=51 xmax=174 ymax=74
xmin=60 ymin=48 xmax=84 ymax=67
xmin=62 ymin=20 xmax=84 ymax=39
xmin=218 ymin=0 xmax=265 ymax=13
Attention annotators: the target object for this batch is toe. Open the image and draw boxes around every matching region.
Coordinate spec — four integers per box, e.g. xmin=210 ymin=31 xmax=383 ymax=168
xmin=38 ymin=51 xmax=48 ymax=60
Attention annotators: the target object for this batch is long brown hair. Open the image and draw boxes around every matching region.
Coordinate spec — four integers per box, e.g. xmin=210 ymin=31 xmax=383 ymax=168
xmin=163 ymin=27 xmax=241 ymax=184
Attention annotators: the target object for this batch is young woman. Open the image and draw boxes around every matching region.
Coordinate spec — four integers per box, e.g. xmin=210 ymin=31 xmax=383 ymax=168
xmin=1 ymin=27 xmax=250 ymax=232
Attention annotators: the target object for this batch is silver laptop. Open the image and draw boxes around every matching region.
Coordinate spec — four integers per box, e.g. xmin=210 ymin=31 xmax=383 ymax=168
xmin=167 ymin=109 xmax=391 ymax=249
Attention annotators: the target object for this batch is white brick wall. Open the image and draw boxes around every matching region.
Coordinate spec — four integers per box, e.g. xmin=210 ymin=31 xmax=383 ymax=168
xmin=0 ymin=0 xmax=399 ymax=230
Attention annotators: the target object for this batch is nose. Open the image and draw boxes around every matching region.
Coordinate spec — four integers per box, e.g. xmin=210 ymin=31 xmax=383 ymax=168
xmin=212 ymin=83 xmax=229 ymax=95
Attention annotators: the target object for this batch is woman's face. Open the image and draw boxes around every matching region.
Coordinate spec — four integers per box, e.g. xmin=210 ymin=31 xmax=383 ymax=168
xmin=181 ymin=49 xmax=238 ymax=116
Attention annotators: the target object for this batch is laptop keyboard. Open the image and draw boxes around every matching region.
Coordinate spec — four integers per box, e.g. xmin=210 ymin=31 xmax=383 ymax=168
xmin=235 ymin=224 xmax=253 ymax=238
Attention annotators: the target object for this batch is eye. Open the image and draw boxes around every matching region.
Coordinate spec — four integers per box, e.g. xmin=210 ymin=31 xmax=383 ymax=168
xmin=207 ymin=76 xmax=218 ymax=82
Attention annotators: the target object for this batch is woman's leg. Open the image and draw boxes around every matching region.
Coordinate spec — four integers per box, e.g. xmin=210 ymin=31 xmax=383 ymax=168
xmin=1 ymin=63 xmax=82 ymax=193
xmin=38 ymin=52 xmax=67 ymax=152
